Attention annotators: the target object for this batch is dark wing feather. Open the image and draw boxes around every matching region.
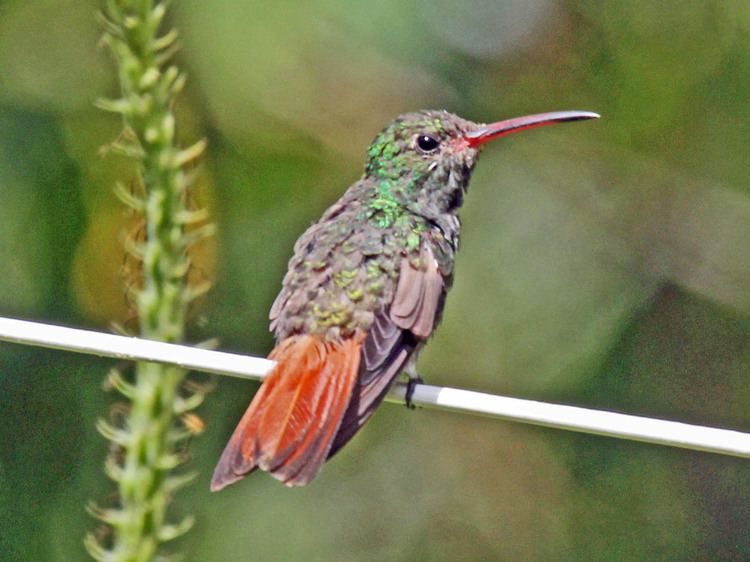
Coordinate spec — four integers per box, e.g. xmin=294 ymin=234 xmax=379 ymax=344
xmin=360 ymin=312 xmax=403 ymax=383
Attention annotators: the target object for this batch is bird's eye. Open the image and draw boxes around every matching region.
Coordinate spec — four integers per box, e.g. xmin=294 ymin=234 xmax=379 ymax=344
xmin=415 ymin=134 xmax=440 ymax=153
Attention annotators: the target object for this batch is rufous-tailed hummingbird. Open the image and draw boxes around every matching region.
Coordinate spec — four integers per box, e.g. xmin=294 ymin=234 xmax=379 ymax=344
xmin=211 ymin=109 xmax=598 ymax=490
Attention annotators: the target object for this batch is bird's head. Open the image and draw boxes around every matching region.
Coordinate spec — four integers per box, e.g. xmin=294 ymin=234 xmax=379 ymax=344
xmin=363 ymin=109 xmax=598 ymax=218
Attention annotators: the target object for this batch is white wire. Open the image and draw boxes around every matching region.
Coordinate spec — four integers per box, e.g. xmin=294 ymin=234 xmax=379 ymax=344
xmin=1 ymin=315 xmax=749 ymax=459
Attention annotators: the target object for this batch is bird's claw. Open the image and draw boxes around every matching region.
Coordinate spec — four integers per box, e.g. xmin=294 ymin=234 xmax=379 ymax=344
xmin=405 ymin=375 xmax=424 ymax=410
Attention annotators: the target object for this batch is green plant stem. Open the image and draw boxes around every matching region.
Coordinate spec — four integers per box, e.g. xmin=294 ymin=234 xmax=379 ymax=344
xmin=86 ymin=1 xmax=209 ymax=560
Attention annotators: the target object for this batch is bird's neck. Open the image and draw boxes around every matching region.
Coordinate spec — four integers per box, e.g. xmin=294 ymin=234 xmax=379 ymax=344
xmin=361 ymin=165 xmax=469 ymax=227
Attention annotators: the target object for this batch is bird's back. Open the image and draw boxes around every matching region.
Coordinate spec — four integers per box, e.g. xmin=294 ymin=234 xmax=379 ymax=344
xmin=269 ymin=179 xmax=455 ymax=343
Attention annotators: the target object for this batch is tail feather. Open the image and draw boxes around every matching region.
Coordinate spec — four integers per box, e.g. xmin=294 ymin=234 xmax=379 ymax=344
xmin=271 ymin=343 xmax=359 ymax=484
xmin=210 ymin=334 xmax=361 ymax=491
xmin=255 ymin=338 xmax=331 ymax=469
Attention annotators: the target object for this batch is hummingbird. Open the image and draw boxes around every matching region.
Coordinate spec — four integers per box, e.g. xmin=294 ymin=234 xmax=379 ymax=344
xmin=211 ymin=109 xmax=598 ymax=490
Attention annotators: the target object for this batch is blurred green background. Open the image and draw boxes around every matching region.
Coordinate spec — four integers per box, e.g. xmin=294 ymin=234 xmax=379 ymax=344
xmin=1 ymin=0 xmax=749 ymax=560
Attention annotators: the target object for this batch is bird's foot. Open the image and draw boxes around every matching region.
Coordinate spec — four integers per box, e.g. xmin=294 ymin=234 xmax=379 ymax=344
xmin=404 ymin=366 xmax=423 ymax=410
xmin=405 ymin=377 xmax=423 ymax=409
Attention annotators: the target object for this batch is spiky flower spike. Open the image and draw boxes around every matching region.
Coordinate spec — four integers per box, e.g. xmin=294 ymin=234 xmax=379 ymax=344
xmin=87 ymin=1 xmax=213 ymax=560
xmin=212 ymin=109 xmax=598 ymax=490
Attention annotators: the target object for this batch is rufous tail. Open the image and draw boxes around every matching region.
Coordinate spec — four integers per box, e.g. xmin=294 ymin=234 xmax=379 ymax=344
xmin=210 ymin=334 xmax=362 ymax=490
